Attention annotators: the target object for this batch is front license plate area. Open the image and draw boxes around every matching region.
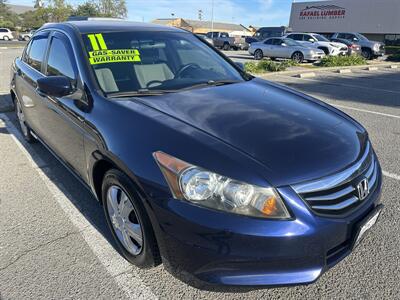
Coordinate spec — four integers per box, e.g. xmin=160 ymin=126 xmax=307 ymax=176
xmin=352 ymin=204 xmax=383 ymax=249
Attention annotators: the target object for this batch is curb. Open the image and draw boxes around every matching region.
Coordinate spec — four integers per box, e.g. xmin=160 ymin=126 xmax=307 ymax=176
xmin=259 ymin=62 xmax=400 ymax=77
xmin=0 ymin=47 xmax=25 ymax=50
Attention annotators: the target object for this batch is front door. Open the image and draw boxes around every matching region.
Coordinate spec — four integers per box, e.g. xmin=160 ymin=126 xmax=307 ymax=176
xmin=39 ymin=31 xmax=88 ymax=180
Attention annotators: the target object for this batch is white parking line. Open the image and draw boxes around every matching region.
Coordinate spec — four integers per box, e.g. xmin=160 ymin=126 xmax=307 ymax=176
xmin=0 ymin=114 xmax=157 ymax=300
xmin=331 ymin=104 xmax=400 ymax=119
xmin=277 ymin=74 xmax=400 ymax=95
xmin=383 ymin=171 xmax=400 ymax=181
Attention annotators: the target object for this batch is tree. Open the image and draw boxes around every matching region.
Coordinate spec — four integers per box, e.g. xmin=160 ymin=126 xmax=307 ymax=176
xmin=19 ymin=7 xmax=50 ymax=29
xmin=74 ymin=1 xmax=101 ymax=17
xmin=98 ymin=0 xmax=127 ymax=18
xmin=0 ymin=0 xmax=18 ymax=29
xmin=46 ymin=0 xmax=73 ymax=22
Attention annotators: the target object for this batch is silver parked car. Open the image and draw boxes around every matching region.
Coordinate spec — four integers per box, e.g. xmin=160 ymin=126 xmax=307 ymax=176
xmin=249 ymin=37 xmax=325 ymax=63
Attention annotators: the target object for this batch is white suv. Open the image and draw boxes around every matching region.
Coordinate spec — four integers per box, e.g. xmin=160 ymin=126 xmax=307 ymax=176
xmin=0 ymin=28 xmax=13 ymax=41
xmin=285 ymin=33 xmax=348 ymax=56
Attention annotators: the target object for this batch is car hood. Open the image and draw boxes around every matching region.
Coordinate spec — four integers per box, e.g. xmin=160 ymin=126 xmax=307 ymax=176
xmin=133 ymin=79 xmax=367 ymax=186
xmin=330 ymin=41 xmax=347 ymax=48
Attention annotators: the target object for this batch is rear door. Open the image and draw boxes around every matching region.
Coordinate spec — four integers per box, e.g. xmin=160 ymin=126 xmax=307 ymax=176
xmin=261 ymin=38 xmax=274 ymax=57
xmin=271 ymin=39 xmax=289 ymax=58
xmin=14 ymin=32 xmax=50 ymax=134
xmin=40 ymin=31 xmax=87 ymax=179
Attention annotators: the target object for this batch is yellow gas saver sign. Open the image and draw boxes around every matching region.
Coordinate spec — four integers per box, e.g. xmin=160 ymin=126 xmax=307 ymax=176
xmin=87 ymin=33 xmax=141 ymax=65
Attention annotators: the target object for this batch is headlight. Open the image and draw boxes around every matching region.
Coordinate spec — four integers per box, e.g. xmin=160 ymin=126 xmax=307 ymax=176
xmin=154 ymin=151 xmax=291 ymax=219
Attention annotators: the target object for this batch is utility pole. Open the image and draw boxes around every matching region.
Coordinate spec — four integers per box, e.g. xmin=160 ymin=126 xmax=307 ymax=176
xmin=210 ymin=0 xmax=214 ymax=33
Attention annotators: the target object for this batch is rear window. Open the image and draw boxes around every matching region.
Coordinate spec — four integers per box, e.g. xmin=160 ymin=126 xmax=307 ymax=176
xmin=27 ymin=35 xmax=48 ymax=72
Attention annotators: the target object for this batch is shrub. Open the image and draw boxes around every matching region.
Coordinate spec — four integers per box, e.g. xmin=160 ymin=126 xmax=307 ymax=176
xmin=244 ymin=60 xmax=297 ymax=73
xmin=387 ymin=53 xmax=400 ymax=62
xmin=318 ymin=55 xmax=367 ymax=67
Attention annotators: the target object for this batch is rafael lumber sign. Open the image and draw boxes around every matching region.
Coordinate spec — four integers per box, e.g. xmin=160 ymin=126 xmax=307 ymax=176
xmin=299 ymin=5 xmax=346 ymax=20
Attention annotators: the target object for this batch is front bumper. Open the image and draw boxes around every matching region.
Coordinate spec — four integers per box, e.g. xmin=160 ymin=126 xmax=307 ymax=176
xmin=373 ymin=49 xmax=385 ymax=56
xmin=151 ymin=166 xmax=382 ymax=287
xmin=304 ymin=53 xmax=325 ymax=61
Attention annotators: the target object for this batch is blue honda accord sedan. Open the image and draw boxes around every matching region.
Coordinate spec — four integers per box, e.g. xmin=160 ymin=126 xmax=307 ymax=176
xmin=10 ymin=21 xmax=383 ymax=287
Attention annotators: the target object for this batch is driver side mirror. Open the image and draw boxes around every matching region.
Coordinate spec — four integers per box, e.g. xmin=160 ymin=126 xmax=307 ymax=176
xmin=353 ymin=37 xmax=359 ymax=41
xmin=308 ymin=39 xmax=315 ymax=43
xmin=37 ymin=76 xmax=73 ymax=97
xmin=281 ymin=43 xmax=287 ymax=47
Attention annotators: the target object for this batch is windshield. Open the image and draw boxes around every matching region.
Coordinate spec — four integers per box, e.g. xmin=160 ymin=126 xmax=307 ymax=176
xmin=313 ymin=34 xmax=329 ymax=42
xmin=82 ymin=31 xmax=245 ymax=95
xmin=282 ymin=38 xmax=301 ymax=46
xmin=355 ymin=33 xmax=368 ymax=41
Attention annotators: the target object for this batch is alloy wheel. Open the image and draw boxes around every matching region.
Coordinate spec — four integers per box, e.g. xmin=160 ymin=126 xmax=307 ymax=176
xmin=106 ymin=185 xmax=143 ymax=256
xmin=292 ymin=52 xmax=304 ymax=63
xmin=361 ymin=49 xmax=371 ymax=60
xmin=254 ymin=49 xmax=263 ymax=60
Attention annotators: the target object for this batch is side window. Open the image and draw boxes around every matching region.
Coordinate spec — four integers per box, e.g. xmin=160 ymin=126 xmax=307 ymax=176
xmin=22 ymin=40 xmax=32 ymax=63
xmin=264 ymin=39 xmax=273 ymax=45
xmin=347 ymin=34 xmax=357 ymax=40
xmin=27 ymin=35 xmax=48 ymax=72
xmin=46 ymin=36 xmax=76 ymax=80
xmin=291 ymin=34 xmax=303 ymax=41
xmin=337 ymin=33 xmax=345 ymax=39
xmin=271 ymin=39 xmax=281 ymax=45
xmin=0 ymin=29 xmax=6 ymax=33
xmin=220 ymin=33 xmax=228 ymax=38
xmin=304 ymin=35 xmax=313 ymax=42
xmin=206 ymin=33 xmax=212 ymax=38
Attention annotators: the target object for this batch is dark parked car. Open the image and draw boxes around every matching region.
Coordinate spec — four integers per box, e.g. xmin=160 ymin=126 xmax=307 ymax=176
xmin=330 ymin=37 xmax=362 ymax=56
xmin=254 ymin=26 xmax=289 ymax=41
xmin=11 ymin=21 xmax=383 ymax=288
xmin=331 ymin=32 xmax=385 ymax=59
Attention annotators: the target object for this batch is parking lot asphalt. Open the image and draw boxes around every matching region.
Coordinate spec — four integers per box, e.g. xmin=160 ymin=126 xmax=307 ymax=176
xmin=1 ymin=48 xmax=400 ymax=299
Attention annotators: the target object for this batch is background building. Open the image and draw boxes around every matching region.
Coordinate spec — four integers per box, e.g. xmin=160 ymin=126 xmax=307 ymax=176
xmin=152 ymin=18 xmax=251 ymax=36
xmin=289 ymin=0 xmax=400 ymax=44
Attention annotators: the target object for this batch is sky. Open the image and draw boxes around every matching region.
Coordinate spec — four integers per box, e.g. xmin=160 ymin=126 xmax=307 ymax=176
xmin=11 ymin=0 xmax=320 ymax=27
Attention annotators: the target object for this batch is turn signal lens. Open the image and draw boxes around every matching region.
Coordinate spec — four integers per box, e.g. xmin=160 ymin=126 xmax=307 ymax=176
xmin=154 ymin=151 xmax=290 ymax=219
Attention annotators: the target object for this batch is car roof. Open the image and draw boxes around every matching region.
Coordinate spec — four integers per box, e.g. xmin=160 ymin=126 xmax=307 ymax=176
xmin=287 ymin=32 xmax=318 ymax=35
xmin=40 ymin=20 xmax=187 ymax=34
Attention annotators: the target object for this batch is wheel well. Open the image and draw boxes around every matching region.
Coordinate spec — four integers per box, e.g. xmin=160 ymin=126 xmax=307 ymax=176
xmin=10 ymin=90 xmax=16 ymax=103
xmin=361 ymin=47 xmax=372 ymax=52
xmin=92 ymin=159 xmax=115 ymax=204
xmin=318 ymin=46 xmax=329 ymax=54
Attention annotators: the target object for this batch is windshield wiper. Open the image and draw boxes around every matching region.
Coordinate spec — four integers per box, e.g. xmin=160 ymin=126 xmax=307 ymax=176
xmin=107 ymin=89 xmax=175 ymax=98
xmin=178 ymin=79 xmax=242 ymax=91
xmin=107 ymin=80 xmax=242 ymax=98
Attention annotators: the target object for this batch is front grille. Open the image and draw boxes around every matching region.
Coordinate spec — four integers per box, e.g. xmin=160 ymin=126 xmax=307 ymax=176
xmin=292 ymin=142 xmax=379 ymax=215
xmin=340 ymin=47 xmax=348 ymax=51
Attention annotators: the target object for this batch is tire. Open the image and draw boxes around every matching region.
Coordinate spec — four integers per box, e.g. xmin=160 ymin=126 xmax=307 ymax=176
xmin=3 ymin=36 xmax=9 ymax=41
xmin=361 ymin=48 xmax=372 ymax=60
xmin=254 ymin=49 xmax=263 ymax=60
xmin=15 ymin=97 xmax=36 ymax=143
xmin=291 ymin=51 xmax=304 ymax=63
xmin=102 ymin=169 xmax=160 ymax=268
xmin=222 ymin=43 xmax=230 ymax=51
